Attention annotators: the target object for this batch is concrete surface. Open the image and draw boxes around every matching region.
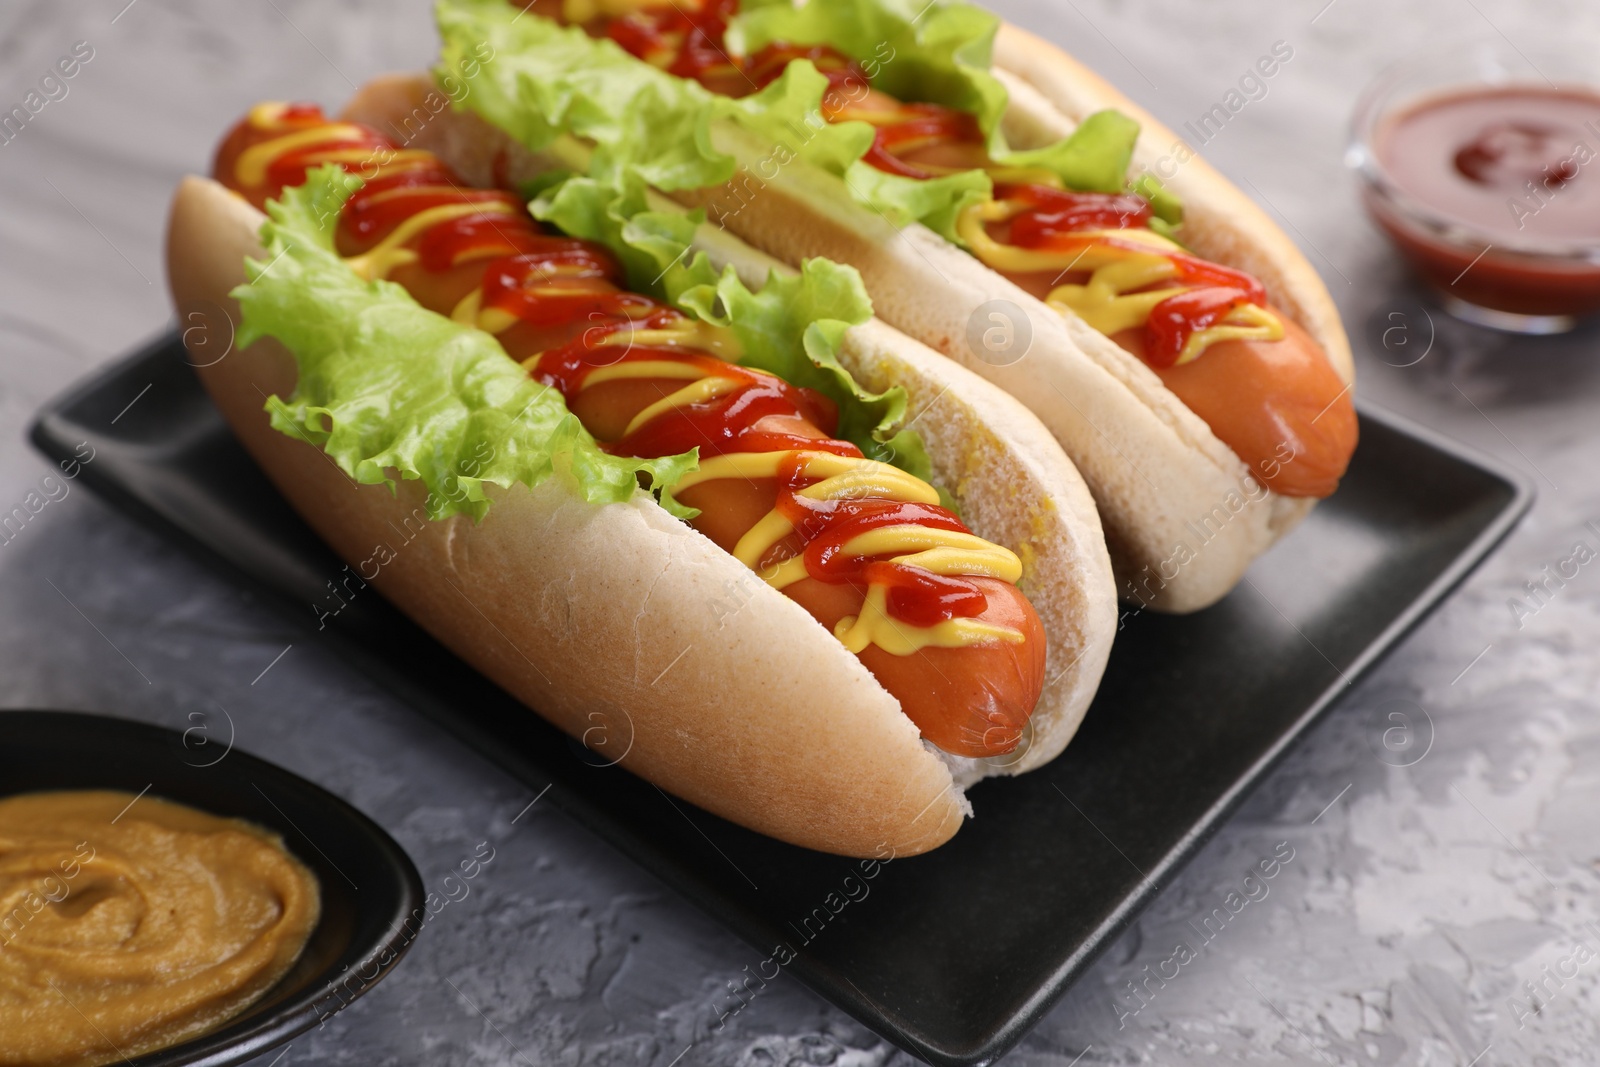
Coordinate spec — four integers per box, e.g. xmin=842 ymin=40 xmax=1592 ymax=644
xmin=2 ymin=0 xmax=1598 ymax=1063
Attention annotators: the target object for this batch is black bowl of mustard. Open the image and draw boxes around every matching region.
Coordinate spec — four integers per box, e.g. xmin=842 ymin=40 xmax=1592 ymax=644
xmin=0 ymin=710 xmax=425 ymax=1067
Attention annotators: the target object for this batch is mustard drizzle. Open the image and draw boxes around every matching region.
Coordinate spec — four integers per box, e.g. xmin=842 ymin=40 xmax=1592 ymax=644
xmin=956 ymin=199 xmax=1283 ymax=364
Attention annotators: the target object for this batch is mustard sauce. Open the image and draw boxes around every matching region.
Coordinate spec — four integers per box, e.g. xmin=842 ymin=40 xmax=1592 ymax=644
xmin=0 ymin=791 xmax=320 ymax=1067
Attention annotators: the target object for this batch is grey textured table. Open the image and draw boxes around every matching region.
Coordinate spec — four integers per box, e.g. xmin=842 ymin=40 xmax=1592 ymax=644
xmin=3 ymin=1 xmax=1598 ymax=1064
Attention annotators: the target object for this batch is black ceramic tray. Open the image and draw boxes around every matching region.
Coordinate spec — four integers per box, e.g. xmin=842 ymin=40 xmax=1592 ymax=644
xmin=31 ymin=333 xmax=1531 ymax=1066
xmin=0 ymin=710 xmax=424 ymax=1067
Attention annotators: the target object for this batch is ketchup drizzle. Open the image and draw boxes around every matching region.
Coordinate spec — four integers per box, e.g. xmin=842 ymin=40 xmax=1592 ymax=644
xmin=1143 ymin=287 xmax=1255 ymax=369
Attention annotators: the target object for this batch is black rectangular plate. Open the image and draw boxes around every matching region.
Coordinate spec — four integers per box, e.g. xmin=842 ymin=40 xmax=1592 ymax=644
xmin=31 ymin=334 xmax=1531 ymax=1066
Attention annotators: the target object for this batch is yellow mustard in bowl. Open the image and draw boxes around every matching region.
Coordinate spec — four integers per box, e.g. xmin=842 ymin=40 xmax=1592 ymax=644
xmin=0 ymin=790 xmax=320 ymax=1067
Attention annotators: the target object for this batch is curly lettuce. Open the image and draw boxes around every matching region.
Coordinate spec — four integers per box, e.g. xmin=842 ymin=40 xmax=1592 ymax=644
xmin=434 ymin=0 xmax=1179 ymax=246
xmin=231 ymin=165 xmax=936 ymax=524
xmin=233 ymin=165 xmax=698 ymax=522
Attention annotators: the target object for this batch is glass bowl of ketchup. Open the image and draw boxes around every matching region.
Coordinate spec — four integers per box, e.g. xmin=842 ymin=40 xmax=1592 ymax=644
xmin=1349 ymin=40 xmax=1600 ymax=333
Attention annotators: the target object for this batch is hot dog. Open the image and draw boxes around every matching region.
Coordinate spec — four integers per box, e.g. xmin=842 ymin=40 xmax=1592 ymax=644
xmin=432 ymin=0 xmax=1360 ymax=611
xmin=166 ymin=89 xmax=1116 ymax=856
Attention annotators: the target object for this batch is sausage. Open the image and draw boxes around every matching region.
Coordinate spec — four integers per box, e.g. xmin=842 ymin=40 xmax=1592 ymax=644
xmin=1001 ymin=260 xmax=1356 ymax=498
xmin=1112 ymin=318 xmax=1356 ymax=498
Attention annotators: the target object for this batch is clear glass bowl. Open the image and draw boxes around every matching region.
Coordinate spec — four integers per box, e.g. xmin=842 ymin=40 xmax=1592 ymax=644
xmin=1348 ymin=39 xmax=1600 ymax=334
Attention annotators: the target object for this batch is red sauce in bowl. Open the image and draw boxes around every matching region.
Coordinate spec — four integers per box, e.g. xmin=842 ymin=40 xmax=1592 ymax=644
xmin=1366 ymin=85 xmax=1600 ymax=323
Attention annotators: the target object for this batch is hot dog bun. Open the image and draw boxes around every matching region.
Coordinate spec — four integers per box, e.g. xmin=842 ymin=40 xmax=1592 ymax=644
xmin=486 ymin=26 xmax=1354 ymax=612
xmin=165 ymin=87 xmax=1116 ymax=857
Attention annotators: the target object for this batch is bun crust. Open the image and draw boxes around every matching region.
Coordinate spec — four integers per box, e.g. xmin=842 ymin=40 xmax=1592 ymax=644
xmin=164 ymin=88 xmax=1115 ymax=853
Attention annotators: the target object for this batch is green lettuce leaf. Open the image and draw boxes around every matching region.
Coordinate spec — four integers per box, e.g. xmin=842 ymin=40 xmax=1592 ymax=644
xmin=533 ymin=175 xmax=935 ymax=479
xmin=732 ymin=0 xmax=1149 ymax=222
xmin=434 ymin=0 xmax=1177 ymax=246
xmin=232 ymin=164 xmax=699 ymax=522
xmin=1001 ymin=110 xmax=1141 ymax=195
xmin=730 ymin=0 xmax=1007 ymax=139
xmin=437 ymin=7 xmax=727 ymax=192
xmin=733 ymin=59 xmax=879 ymax=178
xmin=1133 ymin=171 xmax=1184 ymax=225
xmin=838 ymin=163 xmax=994 ymax=247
